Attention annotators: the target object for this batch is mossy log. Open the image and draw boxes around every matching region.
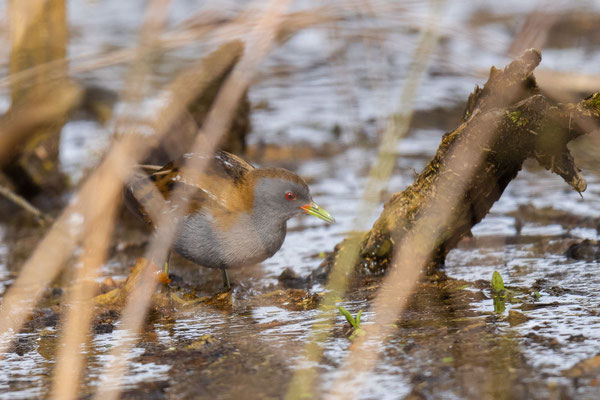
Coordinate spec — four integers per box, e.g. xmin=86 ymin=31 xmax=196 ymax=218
xmin=349 ymin=49 xmax=600 ymax=275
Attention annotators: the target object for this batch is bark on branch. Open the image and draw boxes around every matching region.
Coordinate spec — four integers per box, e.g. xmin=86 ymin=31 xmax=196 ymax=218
xmin=347 ymin=49 xmax=600 ymax=275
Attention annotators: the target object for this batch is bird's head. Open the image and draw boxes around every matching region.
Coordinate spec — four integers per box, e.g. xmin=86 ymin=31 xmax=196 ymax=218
xmin=250 ymin=168 xmax=335 ymax=223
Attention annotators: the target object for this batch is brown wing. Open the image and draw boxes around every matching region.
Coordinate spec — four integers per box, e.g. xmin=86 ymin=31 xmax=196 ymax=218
xmin=147 ymin=151 xmax=254 ymax=213
xmin=209 ymin=151 xmax=255 ymax=184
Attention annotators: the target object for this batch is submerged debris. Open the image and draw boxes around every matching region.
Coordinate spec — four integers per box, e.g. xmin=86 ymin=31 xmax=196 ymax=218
xmin=565 ymin=239 xmax=600 ymax=261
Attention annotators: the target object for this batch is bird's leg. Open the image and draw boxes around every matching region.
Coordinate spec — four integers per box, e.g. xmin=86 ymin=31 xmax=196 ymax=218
xmin=164 ymin=250 xmax=171 ymax=276
xmin=222 ymin=269 xmax=231 ymax=289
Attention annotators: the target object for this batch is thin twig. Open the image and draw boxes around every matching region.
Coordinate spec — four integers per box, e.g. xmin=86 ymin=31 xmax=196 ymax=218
xmin=0 ymin=183 xmax=52 ymax=225
xmin=0 ymin=10 xmax=339 ymax=94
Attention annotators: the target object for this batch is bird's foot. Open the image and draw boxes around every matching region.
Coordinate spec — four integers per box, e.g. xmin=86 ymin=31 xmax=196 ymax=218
xmin=157 ymin=271 xmax=171 ymax=286
xmin=157 ymin=260 xmax=172 ymax=286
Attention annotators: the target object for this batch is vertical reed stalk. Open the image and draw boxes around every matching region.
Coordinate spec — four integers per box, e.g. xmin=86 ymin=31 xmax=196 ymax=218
xmin=285 ymin=1 xmax=445 ymax=398
xmin=92 ymin=2 xmax=292 ymax=399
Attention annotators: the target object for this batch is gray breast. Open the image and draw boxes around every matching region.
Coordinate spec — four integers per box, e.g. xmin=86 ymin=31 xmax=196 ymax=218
xmin=173 ymin=212 xmax=287 ymax=269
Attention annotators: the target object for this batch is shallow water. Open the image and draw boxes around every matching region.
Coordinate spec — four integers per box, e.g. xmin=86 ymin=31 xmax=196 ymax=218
xmin=2 ymin=0 xmax=600 ymax=399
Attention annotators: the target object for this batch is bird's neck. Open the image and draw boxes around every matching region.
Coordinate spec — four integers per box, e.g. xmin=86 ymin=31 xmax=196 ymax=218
xmin=250 ymin=203 xmax=288 ymax=256
xmin=250 ymin=202 xmax=288 ymax=231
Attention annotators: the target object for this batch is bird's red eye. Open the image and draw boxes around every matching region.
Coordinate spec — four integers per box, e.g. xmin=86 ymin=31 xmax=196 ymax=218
xmin=285 ymin=191 xmax=296 ymax=201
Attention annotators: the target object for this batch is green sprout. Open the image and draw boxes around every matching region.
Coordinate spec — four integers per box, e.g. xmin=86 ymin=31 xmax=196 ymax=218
xmin=338 ymin=306 xmax=366 ymax=339
xmin=491 ymin=270 xmax=508 ymax=314
xmin=491 ymin=270 xmax=504 ymax=293
xmin=493 ymin=296 xmax=506 ymax=314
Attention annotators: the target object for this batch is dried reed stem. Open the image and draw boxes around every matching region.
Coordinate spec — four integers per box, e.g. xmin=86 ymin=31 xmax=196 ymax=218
xmin=49 ymin=166 xmax=121 ymax=400
xmin=47 ymin=1 xmax=172 ymax=398
xmin=0 ymin=3 xmax=249 ymax=366
xmin=285 ymin=1 xmax=445 ymax=398
xmin=326 ymin=103 xmax=497 ymax=400
xmin=0 ymin=135 xmax=138 ymax=356
xmin=0 ymin=0 xmax=170 ymax=362
xmin=0 ymin=10 xmax=338 ymax=94
xmin=92 ymin=2 xmax=292 ymax=399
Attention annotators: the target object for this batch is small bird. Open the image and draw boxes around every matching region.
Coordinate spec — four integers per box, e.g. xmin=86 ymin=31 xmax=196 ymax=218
xmin=127 ymin=151 xmax=335 ymax=288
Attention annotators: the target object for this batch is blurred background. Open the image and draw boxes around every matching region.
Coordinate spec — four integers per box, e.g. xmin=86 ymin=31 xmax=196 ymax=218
xmin=1 ymin=0 xmax=600 ymax=399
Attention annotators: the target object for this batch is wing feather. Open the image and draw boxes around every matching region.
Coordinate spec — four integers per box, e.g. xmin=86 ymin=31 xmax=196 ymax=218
xmin=147 ymin=151 xmax=254 ymax=214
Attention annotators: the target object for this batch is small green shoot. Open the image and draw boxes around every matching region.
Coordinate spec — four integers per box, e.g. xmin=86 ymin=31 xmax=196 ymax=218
xmin=339 ymin=306 xmax=359 ymax=328
xmin=491 ymin=270 xmax=504 ymax=293
xmin=491 ymin=270 xmax=511 ymax=314
xmin=532 ymin=291 xmax=541 ymax=301
xmin=493 ymin=296 xmax=506 ymax=314
xmin=339 ymin=306 xmax=366 ymax=339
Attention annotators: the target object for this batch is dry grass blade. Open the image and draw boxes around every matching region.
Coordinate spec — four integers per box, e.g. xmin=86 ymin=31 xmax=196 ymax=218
xmin=536 ymin=69 xmax=600 ymax=102
xmin=0 ymin=9 xmax=339 ymax=95
xmin=325 ymin=46 xmax=568 ymax=400
xmin=0 ymin=80 xmax=83 ymax=167
xmin=0 ymin=134 xmax=138 ymax=357
xmin=326 ymin=110 xmax=499 ymax=400
xmin=0 ymin=17 xmax=248 ymax=365
xmin=46 ymin=1 xmax=172 ymax=398
xmin=49 ymin=171 xmax=121 ymax=400
xmin=92 ymin=2 xmax=293 ymax=399
xmin=0 ymin=0 xmax=168 ymax=362
xmin=285 ymin=1 xmax=445 ymax=398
